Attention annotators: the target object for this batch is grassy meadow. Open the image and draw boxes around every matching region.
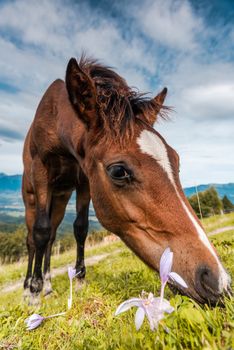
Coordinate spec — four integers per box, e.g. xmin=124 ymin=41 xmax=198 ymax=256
xmin=203 ymin=212 xmax=234 ymax=234
xmin=0 ymin=214 xmax=233 ymax=349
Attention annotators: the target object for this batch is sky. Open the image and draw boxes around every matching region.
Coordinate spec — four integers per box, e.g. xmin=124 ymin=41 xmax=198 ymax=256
xmin=0 ymin=0 xmax=233 ymax=187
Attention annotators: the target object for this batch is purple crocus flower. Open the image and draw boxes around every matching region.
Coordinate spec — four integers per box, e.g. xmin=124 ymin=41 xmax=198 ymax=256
xmin=25 ymin=314 xmax=45 ymax=330
xmin=160 ymin=247 xmax=188 ymax=287
xmin=25 ymin=312 xmax=66 ymax=330
xmin=68 ymin=266 xmax=76 ymax=309
xmin=68 ymin=266 xmax=77 ymax=280
xmin=67 ymin=266 xmax=81 ymax=309
xmin=115 ymin=247 xmax=188 ymax=331
xmin=115 ymin=292 xmax=174 ymax=331
xmin=159 ymin=248 xmax=188 ymax=306
xmin=25 ymin=267 xmax=80 ymax=331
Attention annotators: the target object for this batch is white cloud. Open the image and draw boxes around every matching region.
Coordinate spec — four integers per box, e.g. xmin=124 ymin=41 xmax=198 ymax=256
xmin=0 ymin=0 xmax=157 ymax=174
xmin=132 ymin=0 xmax=203 ymax=51
xmin=0 ymin=0 xmax=233 ymax=188
xmin=0 ymin=0 xmax=156 ymax=90
xmin=0 ymin=141 xmax=23 ymax=174
xmin=0 ymin=89 xmax=40 ymax=140
xmin=0 ymin=0 xmax=158 ymax=153
xmin=182 ymin=83 xmax=234 ymax=121
xmin=0 ymin=37 xmax=64 ymax=93
xmin=161 ymin=70 xmax=234 ymax=125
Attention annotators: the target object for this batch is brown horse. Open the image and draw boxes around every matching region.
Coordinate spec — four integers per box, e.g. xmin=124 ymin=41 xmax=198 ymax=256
xmin=22 ymin=56 xmax=231 ymax=305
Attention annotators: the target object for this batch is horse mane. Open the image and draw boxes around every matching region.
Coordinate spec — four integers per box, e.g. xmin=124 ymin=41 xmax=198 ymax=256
xmin=78 ymin=55 xmax=169 ymax=142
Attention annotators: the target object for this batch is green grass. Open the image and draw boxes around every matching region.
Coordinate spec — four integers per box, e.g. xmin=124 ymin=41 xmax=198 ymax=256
xmin=0 ymin=241 xmax=122 ymax=288
xmin=1 ymin=212 xmax=233 ymax=288
xmin=211 ymin=230 xmax=234 ymax=243
xmin=0 ymin=231 xmax=233 ymax=350
xmin=202 ymin=212 xmax=234 ymax=233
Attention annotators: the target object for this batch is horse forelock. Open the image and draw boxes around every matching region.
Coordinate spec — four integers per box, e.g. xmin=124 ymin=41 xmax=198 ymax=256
xmin=78 ymin=56 xmax=170 ymax=145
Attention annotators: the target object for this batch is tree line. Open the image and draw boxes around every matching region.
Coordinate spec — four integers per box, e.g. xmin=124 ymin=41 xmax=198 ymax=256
xmin=0 ymin=186 xmax=233 ymax=264
xmin=187 ymin=186 xmax=234 ymax=219
xmin=0 ymin=225 xmax=110 ymax=264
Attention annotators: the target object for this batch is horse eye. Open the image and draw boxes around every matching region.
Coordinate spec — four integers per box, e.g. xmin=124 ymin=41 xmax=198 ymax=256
xmin=107 ymin=164 xmax=131 ymax=181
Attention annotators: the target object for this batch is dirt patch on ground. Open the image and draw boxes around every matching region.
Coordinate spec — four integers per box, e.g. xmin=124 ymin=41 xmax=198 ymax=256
xmin=0 ymin=249 xmax=122 ymax=294
xmin=207 ymin=226 xmax=234 ymax=236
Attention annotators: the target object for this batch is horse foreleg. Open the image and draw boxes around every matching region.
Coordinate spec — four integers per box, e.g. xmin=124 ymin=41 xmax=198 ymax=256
xmin=22 ymin=175 xmax=36 ymax=299
xmin=23 ymin=238 xmax=35 ymax=301
xmin=74 ymin=183 xmax=90 ymax=282
xmin=24 ymin=235 xmax=35 ymax=295
xmin=43 ymin=241 xmax=54 ymax=296
xmin=30 ymin=210 xmax=51 ymax=298
xmin=43 ymin=192 xmax=72 ymax=296
xmin=30 ymin=157 xmax=52 ymax=301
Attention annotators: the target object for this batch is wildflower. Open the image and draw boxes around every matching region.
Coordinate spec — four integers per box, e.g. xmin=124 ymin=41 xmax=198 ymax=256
xmin=25 ymin=266 xmax=80 ymax=331
xmin=159 ymin=248 xmax=188 ymax=307
xmin=25 ymin=312 xmax=65 ymax=330
xmin=25 ymin=314 xmax=44 ymax=330
xmin=115 ymin=291 xmax=174 ymax=330
xmin=67 ymin=266 xmax=81 ymax=310
xmin=68 ymin=266 xmax=77 ymax=280
xmin=115 ymin=247 xmax=188 ymax=331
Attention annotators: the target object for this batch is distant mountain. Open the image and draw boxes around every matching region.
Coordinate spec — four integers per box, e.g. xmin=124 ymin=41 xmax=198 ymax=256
xmin=0 ymin=173 xmax=233 ymax=233
xmin=1 ymin=173 xmax=233 ymax=200
xmin=184 ymin=183 xmax=234 ymax=203
xmin=0 ymin=173 xmax=101 ymax=233
xmin=0 ymin=173 xmax=22 ymax=191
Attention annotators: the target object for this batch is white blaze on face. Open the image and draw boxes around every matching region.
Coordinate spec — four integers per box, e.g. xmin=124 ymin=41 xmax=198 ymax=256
xmin=137 ymin=129 xmax=175 ymax=185
xmin=137 ymin=129 xmax=230 ymax=292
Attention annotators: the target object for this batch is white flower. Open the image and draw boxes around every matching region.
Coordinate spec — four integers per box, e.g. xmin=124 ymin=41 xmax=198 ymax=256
xmin=67 ymin=266 xmax=81 ymax=309
xmin=115 ymin=292 xmax=174 ymax=331
xmin=115 ymin=247 xmax=188 ymax=331
xmin=25 ymin=314 xmax=44 ymax=330
xmin=68 ymin=266 xmax=77 ymax=280
xmin=160 ymin=248 xmax=188 ymax=288
xmin=25 ymin=312 xmax=65 ymax=331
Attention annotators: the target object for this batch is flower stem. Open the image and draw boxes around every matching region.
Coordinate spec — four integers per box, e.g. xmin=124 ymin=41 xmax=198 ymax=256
xmin=68 ymin=278 xmax=73 ymax=309
xmin=75 ymin=271 xmax=81 ymax=278
xmin=44 ymin=312 xmax=66 ymax=319
xmin=159 ymin=282 xmax=166 ymax=309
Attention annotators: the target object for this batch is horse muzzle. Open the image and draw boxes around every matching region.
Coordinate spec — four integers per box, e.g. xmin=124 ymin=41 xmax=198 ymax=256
xmin=194 ymin=265 xmax=232 ymax=306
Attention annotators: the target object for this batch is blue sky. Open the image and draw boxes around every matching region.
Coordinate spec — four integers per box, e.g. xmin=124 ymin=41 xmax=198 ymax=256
xmin=0 ymin=0 xmax=233 ymax=186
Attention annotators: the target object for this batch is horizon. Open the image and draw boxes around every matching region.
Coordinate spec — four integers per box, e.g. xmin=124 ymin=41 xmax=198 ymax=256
xmin=0 ymin=172 xmax=234 ymax=189
xmin=0 ymin=0 xmax=233 ymax=187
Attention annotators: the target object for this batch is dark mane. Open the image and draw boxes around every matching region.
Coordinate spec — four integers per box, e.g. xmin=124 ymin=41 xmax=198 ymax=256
xmin=78 ymin=56 xmax=169 ymax=140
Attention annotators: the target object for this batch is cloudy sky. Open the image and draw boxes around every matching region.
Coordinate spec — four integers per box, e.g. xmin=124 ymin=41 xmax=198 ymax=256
xmin=0 ymin=0 xmax=233 ymax=187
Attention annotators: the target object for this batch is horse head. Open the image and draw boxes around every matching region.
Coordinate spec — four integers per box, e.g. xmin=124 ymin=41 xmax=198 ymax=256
xmin=65 ymin=57 xmax=231 ymax=304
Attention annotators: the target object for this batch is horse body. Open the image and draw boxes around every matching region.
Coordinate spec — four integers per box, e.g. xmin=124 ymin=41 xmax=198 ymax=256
xmin=23 ymin=79 xmax=90 ymax=296
xmin=22 ymin=57 xmax=231 ymax=304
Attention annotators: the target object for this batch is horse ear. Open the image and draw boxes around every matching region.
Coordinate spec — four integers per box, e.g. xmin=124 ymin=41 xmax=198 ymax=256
xmin=154 ymin=87 xmax=167 ymax=106
xmin=148 ymin=87 xmax=168 ymax=125
xmin=66 ymin=58 xmax=97 ymax=129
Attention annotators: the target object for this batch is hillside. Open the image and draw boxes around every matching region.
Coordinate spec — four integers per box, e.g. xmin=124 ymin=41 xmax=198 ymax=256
xmin=184 ymin=183 xmax=234 ymax=203
xmin=1 ymin=173 xmax=234 ymax=200
xmin=0 ymin=227 xmax=233 ymax=349
xmin=0 ymin=173 xmax=233 ymax=233
xmin=0 ymin=173 xmax=22 ymax=191
xmin=0 ymin=174 xmax=101 ymax=233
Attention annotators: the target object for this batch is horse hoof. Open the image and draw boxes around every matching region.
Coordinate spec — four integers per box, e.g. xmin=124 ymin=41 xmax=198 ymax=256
xmin=43 ymin=274 xmax=53 ymax=296
xmin=76 ymin=266 xmax=86 ymax=279
xmin=23 ymin=287 xmax=31 ymax=301
xmin=44 ymin=286 xmax=53 ymax=296
xmin=75 ymin=278 xmax=87 ymax=292
xmin=30 ymin=276 xmax=43 ymax=295
xmin=29 ymin=293 xmax=41 ymax=306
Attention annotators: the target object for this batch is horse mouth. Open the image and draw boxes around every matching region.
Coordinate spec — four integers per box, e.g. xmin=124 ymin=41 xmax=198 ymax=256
xmin=168 ymin=281 xmax=231 ymax=307
xmin=168 ymin=282 xmax=209 ymax=305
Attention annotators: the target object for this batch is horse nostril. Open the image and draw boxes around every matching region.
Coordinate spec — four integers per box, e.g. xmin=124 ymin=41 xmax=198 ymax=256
xmin=195 ymin=266 xmax=221 ymax=304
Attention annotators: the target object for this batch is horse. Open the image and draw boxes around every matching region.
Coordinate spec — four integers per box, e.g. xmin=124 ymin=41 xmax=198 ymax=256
xmin=22 ymin=56 xmax=231 ymax=305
